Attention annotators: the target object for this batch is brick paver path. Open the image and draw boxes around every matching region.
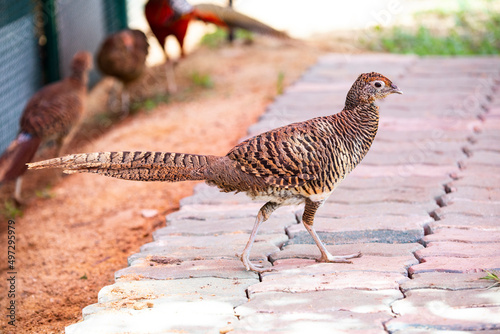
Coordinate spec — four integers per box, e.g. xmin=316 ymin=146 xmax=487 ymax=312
xmin=67 ymin=54 xmax=500 ymax=333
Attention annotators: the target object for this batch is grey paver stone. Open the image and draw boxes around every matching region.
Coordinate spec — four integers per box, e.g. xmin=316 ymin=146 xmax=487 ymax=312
xmin=362 ymin=150 xmax=465 ymax=166
xmin=97 ymin=278 xmax=252 ymax=304
xmin=465 ymin=151 xmax=500 ymax=166
xmin=248 ymin=271 xmax=409 ymax=295
xmin=423 ymin=228 xmax=500 ymax=244
xmin=440 ymin=186 xmax=500 ymax=204
xmin=340 ymin=175 xmax=451 ymax=190
xmin=394 ymin=289 xmax=500 ymax=311
xmin=286 ymin=215 xmax=430 ymax=244
xmin=350 ymin=163 xmax=458 ymax=179
xmin=385 ymin=309 xmax=500 ymax=332
xmin=271 ymin=243 xmax=423 ymax=261
xmin=329 ymin=186 xmax=445 ymax=204
xmin=415 ymin=242 xmax=500 ymax=259
xmin=68 ymin=300 xmax=238 ymax=334
xmin=128 ymin=234 xmax=288 ymax=264
xmin=465 ymin=139 xmax=500 ymax=153
xmin=166 ymin=203 xmax=298 ymax=221
xmin=387 ymin=289 xmax=500 ymax=332
xmin=447 ymin=173 xmax=500 ymax=188
xmin=116 ymin=259 xmax=259 ymax=280
xmin=287 ymin=227 xmax=424 ymax=245
xmin=317 ymin=202 xmax=434 ymax=218
xmin=235 ymin=289 xmax=401 ymax=315
xmin=409 ymin=256 xmax=500 ymax=274
xmin=234 ymin=311 xmax=391 ymax=333
xmin=433 ymin=201 xmax=500 ymax=218
xmin=160 ymin=215 xmax=297 ymax=236
xmin=269 ymin=256 xmax=418 ymax=275
xmin=401 ymin=272 xmax=494 ymax=291
xmin=428 ymin=215 xmax=500 ymax=231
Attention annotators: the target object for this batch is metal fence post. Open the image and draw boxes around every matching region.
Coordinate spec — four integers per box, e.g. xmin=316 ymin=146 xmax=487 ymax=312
xmin=40 ymin=0 xmax=60 ymax=83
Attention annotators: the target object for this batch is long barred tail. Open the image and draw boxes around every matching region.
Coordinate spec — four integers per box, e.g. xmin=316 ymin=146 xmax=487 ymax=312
xmin=27 ymin=151 xmax=215 ymax=182
xmin=193 ymin=4 xmax=290 ymax=39
xmin=0 ymin=133 xmax=42 ymax=182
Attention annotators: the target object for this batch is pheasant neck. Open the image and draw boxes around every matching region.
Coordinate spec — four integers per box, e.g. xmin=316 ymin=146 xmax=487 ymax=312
xmin=70 ymin=71 xmax=88 ymax=87
xmin=340 ymin=102 xmax=380 ymax=162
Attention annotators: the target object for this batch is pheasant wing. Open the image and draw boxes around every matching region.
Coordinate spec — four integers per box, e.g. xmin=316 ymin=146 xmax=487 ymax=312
xmin=227 ymin=122 xmax=326 ymax=188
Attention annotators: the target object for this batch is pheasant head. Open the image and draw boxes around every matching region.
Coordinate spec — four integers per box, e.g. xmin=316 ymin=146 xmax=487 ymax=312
xmin=345 ymin=72 xmax=402 ymax=108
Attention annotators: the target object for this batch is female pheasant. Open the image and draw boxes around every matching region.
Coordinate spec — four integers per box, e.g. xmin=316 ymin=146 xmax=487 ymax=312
xmin=97 ymin=29 xmax=149 ymax=116
xmin=0 ymin=51 xmax=92 ymax=204
xmin=28 ymin=72 xmax=402 ymax=272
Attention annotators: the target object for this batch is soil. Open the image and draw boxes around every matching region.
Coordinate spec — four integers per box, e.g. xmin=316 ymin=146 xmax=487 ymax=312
xmin=0 ymin=38 xmax=319 ymax=333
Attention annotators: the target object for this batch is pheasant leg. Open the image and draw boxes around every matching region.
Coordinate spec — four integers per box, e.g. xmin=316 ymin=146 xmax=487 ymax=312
xmin=241 ymin=201 xmax=279 ymax=272
xmin=303 ymin=199 xmax=362 ymax=263
xmin=120 ymin=89 xmax=130 ymax=118
xmin=13 ymin=177 xmax=23 ymax=205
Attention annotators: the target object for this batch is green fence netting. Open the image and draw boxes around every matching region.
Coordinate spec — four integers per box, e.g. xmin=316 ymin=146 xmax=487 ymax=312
xmin=0 ymin=0 xmax=42 ymax=155
xmin=0 ymin=0 xmax=128 ymax=154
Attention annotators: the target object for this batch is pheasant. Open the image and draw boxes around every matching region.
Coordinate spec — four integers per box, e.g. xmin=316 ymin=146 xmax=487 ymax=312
xmin=28 ymin=72 xmax=402 ymax=272
xmin=145 ymin=0 xmax=289 ymax=92
xmin=97 ymin=29 xmax=149 ymax=116
xmin=0 ymin=51 xmax=92 ymax=204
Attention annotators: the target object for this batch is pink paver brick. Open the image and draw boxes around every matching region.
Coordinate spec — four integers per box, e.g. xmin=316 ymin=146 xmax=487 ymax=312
xmin=409 ymin=256 xmax=500 ymax=274
xmin=423 ymin=228 xmax=500 ymax=244
xmin=248 ymin=270 xmax=408 ymax=295
xmin=415 ymin=242 xmax=500 ymax=259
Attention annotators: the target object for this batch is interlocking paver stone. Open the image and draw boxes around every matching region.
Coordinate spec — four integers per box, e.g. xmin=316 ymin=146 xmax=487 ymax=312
xmin=433 ymin=200 xmax=500 ymax=218
xmin=116 ymin=259 xmax=258 ymax=280
xmin=329 ymin=186 xmax=445 ymax=204
xmin=428 ymin=215 xmax=500 ymax=231
xmin=270 ymin=256 xmax=418 ymax=275
xmin=441 ymin=186 xmax=500 ymax=204
xmin=387 ymin=289 xmax=500 ymax=332
xmin=317 ymin=202 xmax=435 ymax=218
xmin=128 ymin=233 xmax=288 ymax=265
xmin=271 ymin=243 xmax=423 ymax=261
xmin=249 ymin=270 xmax=409 ymax=294
xmin=409 ymin=257 xmax=500 ymax=274
xmin=401 ymin=272 xmax=493 ymax=291
xmin=286 ymin=215 xmax=431 ymax=244
xmin=234 ymin=311 xmax=391 ymax=333
xmin=236 ymin=289 xmax=401 ymax=315
xmin=422 ymin=228 xmax=500 ymax=244
xmin=415 ymin=242 xmax=500 ymax=259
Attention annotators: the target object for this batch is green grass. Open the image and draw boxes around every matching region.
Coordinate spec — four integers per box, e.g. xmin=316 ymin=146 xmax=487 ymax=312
xmin=480 ymin=271 xmax=500 ymax=289
xmin=1 ymin=200 xmax=23 ymax=219
xmin=190 ymin=71 xmax=214 ymax=89
xmin=365 ymin=2 xmax=500 ymax=55
xmin=276 ymin=71 xmax=285 ymax=95
xmin=200 ymin=27 xmax=254 ymax=49
xmin=35 ymin=185 xmax=55 ymax=199
xmin=130 ymin=94 xmax=170 ymax=113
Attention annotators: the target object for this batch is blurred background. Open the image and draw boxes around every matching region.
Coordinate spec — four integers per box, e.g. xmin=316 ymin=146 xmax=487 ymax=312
xmin=0 ymin=0 xmax=498 ymax=154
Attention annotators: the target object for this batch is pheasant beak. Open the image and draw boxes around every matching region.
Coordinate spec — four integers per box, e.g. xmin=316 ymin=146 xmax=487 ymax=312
xmin=390 ymin=83 xmax=403 ymax=94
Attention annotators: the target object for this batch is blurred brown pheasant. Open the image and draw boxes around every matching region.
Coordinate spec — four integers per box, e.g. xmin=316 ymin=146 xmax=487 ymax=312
xmin=97 ymin=29 xmax=149 ymax=116
xmin=28 ymin=72 xmax=402 ymax=272
xmin=0 ymin=51 xmax=92 ymax=203
xmin=145 ymin=0 xmax=289 ymax=92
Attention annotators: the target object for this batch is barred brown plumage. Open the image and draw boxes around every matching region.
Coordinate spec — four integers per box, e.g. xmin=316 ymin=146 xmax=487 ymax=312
xmin=0 ymin=51 xmax=92 ymax=204
xmin=97 ymin=29 xmax=149 ymax=116
xmin=28 ymin=72 xmax=402 ymax=272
